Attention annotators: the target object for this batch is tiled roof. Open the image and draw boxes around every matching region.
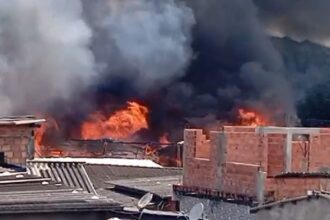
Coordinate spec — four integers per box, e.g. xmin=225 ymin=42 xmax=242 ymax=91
xmin=27 ymin=161 xmax=96 ymax=194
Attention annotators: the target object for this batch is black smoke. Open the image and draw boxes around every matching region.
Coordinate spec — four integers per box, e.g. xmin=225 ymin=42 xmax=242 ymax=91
xmin=3 ymin=0 xmax=330 ymax=143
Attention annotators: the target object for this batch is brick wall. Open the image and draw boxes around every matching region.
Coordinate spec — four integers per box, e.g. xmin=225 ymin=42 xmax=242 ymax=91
xmin=224 ymin=126 xmax=266 ymax=167
xmin=309 ymin=131 xmax=330 ymax=172
xmin=222 ymin=162 xmax=260 ymax=197
xmin=183 ymin=128 xmax=262 ymax=196
xmin=183 ymin=129 xmax=220 ymax=189
xmin=183 ymin=127 xmax=330 ymax=203
xmin=0 ymin=125 xmax=34 ymax=167
xmin=267 ymin=134 xmax=285 ymax=176
xmin=266 ymin=177 xmax=330 ymax=200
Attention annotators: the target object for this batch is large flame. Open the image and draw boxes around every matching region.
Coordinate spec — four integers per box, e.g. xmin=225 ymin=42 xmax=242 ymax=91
xmin=238 ymin=108 xmax=267 ymax=126
xmin=35 ymin=116 xmax=59 ymax=156
xmin=81 ymin=101 xmax=149 ymax=140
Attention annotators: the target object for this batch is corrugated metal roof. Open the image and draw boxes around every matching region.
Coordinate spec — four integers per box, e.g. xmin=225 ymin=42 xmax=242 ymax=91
xmin=0 ymin=172 xmax=120 ymax=213
xmin=0 ymin=171 xmax=122 ymax=215
xmin=108 ymin=176 xmax=181 ymax=198
xmin=27 ymin=161 xmax=96 ymax=194
xmin=32 ymin=157 xmax=163 ymax=168
xmin=0 ymin=116 xmax=45 ymax=125
xmin=85 ymin=164 xmax=182 ymax=188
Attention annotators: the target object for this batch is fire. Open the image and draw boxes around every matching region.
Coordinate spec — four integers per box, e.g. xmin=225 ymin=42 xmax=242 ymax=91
xmin=35 ymin=116 xmax=59 ymax=156
xmin=238 ymin=108 xmax=267 ymax=126
xmin=81 ymin=101 xmax=149 ymax=140
xmin=159 ymin=133 xmax=170 ymax=144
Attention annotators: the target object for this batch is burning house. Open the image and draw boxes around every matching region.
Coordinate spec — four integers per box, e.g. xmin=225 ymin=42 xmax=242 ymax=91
xmin=1 ymin=0 xmax=329 ymax=175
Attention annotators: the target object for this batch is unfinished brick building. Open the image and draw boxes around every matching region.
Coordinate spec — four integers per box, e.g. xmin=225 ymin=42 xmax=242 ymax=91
xmin=175 ymin=126 xmax=330 ymax=205
xmin=0 ymin=116 xmax=45 ymax=167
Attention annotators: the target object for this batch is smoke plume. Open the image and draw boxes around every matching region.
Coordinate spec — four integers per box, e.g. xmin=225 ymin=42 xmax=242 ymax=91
xmin=255 ymin=0 xmax=330 ymax=47
xmin=2 ymin=0 xmax=330 ymax=142
xmin=0 ymin=0 xmax=194 ymax=115
xmin=81 ymin=0 xmax=195 ymax=93
xmin=181 ymin=0 xmax=297 ymax=124
xmin=0 ymin=0 xmax=95 ymax=114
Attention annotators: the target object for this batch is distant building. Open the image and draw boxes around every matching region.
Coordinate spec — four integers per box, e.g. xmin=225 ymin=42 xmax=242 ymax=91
xmin=174 ymin=126 xmax=330 ymax=220
xmin=251 ymin=191 xmax=330 ymax=220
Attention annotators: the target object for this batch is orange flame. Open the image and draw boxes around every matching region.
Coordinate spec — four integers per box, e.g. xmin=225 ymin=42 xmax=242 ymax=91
xmin=35 ymin=117 xmax=59 ymax=147
xmin=81 ymin=101 xmax=149 ymax=140
xmin=238 ymin=108 xmax=267 ymax=126
xmin=35 ymin=116 xmax=59 ymax=156
xmin=159 ymin=133 xmax=170 ymax=145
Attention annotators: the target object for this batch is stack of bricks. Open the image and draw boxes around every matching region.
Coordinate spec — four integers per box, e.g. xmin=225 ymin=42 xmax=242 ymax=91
xmin=0 ymin=125 xmax=33 ymax=167
xmin=182 ymin=126 xmax=330 ymax=203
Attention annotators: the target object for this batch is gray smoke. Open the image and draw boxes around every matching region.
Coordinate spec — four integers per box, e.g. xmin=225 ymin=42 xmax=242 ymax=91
xmin=0 ymin=0 xmax=195 ymax=115
xmin=82 ymin=0 xmax=195 ymax=93
xmin=255 ymin=0 xmax=330 ymax=47
xmin=0 ymin=0 xmax=95 ymax=114
xmin=1 ymin=0 xmax=329 ymax=129
xmin=185 ymin=0 xmax=298 ymax=123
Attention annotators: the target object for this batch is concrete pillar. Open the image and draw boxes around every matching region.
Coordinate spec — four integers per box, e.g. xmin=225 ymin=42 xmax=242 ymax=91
xmin=285 ymin=132 xmax=293 ymax=173
xmin=256 ymin=170 xmax=266 ymax=205
xmin=213 ymin=132 xmax=227 ymax=190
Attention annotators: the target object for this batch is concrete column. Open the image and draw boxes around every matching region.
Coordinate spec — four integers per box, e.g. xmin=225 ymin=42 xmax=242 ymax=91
xmin=213 ymin=132 xmax=227 ymax=190
xmin=256 ymin=170 xmax=266 ymax=205
xmin=285 ymin=132 xmax=293 ymax=173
